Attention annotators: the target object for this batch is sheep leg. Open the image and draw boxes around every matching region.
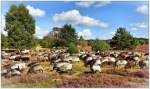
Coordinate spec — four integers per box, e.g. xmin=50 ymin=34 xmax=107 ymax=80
xmin=69 ymin=69 xmax=72 ymax=75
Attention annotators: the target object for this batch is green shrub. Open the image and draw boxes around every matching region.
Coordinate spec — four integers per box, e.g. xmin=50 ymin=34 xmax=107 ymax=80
xmin=67 ymin=43 xmax=79 ymax=54
xmin=91 ymin=39 xmax=110 ymax=52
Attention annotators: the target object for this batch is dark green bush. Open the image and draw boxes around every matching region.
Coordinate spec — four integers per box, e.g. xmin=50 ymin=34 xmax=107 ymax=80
xmin=67 ymin=43 xmax=79 ymax=54
xmin=91 ymin=39 xmax=111 ymax=52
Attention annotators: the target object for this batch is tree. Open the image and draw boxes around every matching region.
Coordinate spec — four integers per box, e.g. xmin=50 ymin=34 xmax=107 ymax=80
xmin=90 ymin=39 xmax=110 ymax=52
xmin=5 ymin=4 xmax=36 ymax=49
xmin=111 ymin=27 xmax=135 ymax=50
xmin=134 ymin=38 xmax=149 ymax=45
xmin=78 ymin=36 xmax=88 ymax=47
xmin=67 ymin=43 xmax=79 ymax=54
xmin=130 ymin=39 xmax=139 ymax=49
xmin=1 ymin=34 xmax=8 ymax=49
xmin=59 ymin=24 xmax=78 ymax=47
xmin=40 ymin=36 xmax=54 ymax=48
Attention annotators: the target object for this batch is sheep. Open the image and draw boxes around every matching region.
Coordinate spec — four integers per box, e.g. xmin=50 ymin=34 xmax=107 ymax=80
xmin=71 ymin=56 xmax=80 ymax=62
xmin=62 ymin=56 xmax=73 ymax=62
xmin=102 ymin=57 xmax=116 ymax=63
xmin=89 ymin=59 xmax=102 ymax=73
xmin=90 ymin=64 xmax=101 ymax=73
xmin=133 ymin=52 xmax=142 ymax=57
xmin=27 ymin=63 xmax=43 ymax=74
xmin=145 ymin=53 xmax=149 ymax=60
xmin=48 ymin=53 xmax=59 ymax=64
xmin=9 ymin=55 xmax=18 ymax=60
xmin=83 ymin=56 xmax=93 ymax=67
xmin=144 ymin=60 xmax=149 ymax=68
xmin=1 ymin=69 xmax=8 ymax=76
xmin=138 ymin=60 xmax=146 ymax=69
xmin=138 ymin=60 xmax=149 ymax=69
xmin=11 ymin=63 xmax=26 ymax=71
xmin=5 ymin=69 xmax=21 ymax=78
xmin=95 ymin=58 xmax=102 ymax=65
xmin=1 ymin=51 xmax=10 ymax=59
xmin=86 ymin=56 xmax=93 ymax=62
xmin=63 ymin=53 xmax=70 ymax=58
xmin=21 ymin=49 xmax=30 ymax=54
xmin=54 ymin=58 xmax=62 ymax=63
xmin=115 ymin=60 xmax=127 ymax=69
xmin=13 ymin=55 xmax=30 ymax=62
xmin=100 ymin=56 xmax=116 ymax=67
xmin=124 ymin=60 xmax=136 ymax=69
xmin=27 ymin=62 xmax=39 ymax=67
xmin=79 ymin=54 xmax=87 ymax=60
xmin=53 ymin=62 xmax=72 ymax=73
xmin=61 ymin=55 xmax=80 ymax=63
xmin=110 ymin=52 xmax=119 ymax=58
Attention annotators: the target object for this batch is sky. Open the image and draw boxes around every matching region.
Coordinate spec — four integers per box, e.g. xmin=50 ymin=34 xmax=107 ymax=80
xmin=1 ymin=1 xmax=149 ymax=40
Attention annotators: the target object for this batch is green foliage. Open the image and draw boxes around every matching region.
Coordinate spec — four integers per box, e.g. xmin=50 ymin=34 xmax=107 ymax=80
xmin=90 ymin=39 xmax=110 ymax=52
xmin=133 ymin=38 xmax=148 ymax=45
xmin=78 ymin=36 xmax=88 ymax=47
xmin=40 ymin=36 xmax=54 ymax=48
xmin=1 ymin=34 xmax=8 ymax=49
xmin=5 ymin=4 xmax=36 ymax=49
xmin=111 ymin=27 xmax=137 ymax=50
xmin=42 ymin=24 xmax=78 ymax=48
xmin=130 ymin=39 xmax=139 ymax=49
xmin=67 ymin=43 xmax=79 ymax=54
xmin=60 ymin=24 xmax=78 ymax=47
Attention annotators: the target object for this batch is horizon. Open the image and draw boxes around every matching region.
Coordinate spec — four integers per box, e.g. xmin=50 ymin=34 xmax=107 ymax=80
xmin=1 ymin=1 xmax=149 ymax=40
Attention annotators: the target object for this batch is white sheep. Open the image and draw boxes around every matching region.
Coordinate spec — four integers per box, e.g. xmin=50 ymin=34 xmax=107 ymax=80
xmin=71 ymin=56 xmax=80 ymax=62
xmin=88 ymin=59 xmax=102 ymax=73
xmin=90 ymin=63 xmax=101 ymax=73
xmin=115 ymin=60 xmax=127 ymax=68
xmin=62 ymin=56 xmax=72 ymax=62
xmin=21 ymin=49 xmax=30 ymax=54
xmin=102 ymin=57 xmax=116 ymax=63
xmin=9 ymin=55 xmax=17 ymax=60
xmin=6 ymin=69 xmax=21 ymax=77
xmin=27 ymin=64 xmax=43 ymax=74
xmin=53 ymin=62 xmax=72 ymax=73
xmin=86 ymin=56 xmax=93 ymax=62
xmin=11 ymin=63 xmax=26 ymax=71
xmin=144 ymin=60 xmax=149 ymax=68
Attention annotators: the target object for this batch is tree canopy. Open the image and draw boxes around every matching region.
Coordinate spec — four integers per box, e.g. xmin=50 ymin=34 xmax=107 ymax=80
xmin=90 ymin=39 xmax=110 ymax=52
xmin=40 ymin=36 xmax=54 ymax=48
xmin=110 ymin=27 xmax=137 ymax=50
xmin=67 ymin=43 xmax=79 ymax=54
xmin=59 ymin=24 xmax=78 ymax=47
xmin=5 ymin=4 xmax=36 ymax=49
xmin=1 ymin=34 xmax=8 ymax=49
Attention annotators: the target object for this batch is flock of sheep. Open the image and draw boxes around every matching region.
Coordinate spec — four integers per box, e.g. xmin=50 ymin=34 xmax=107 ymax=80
xmin=1 ymin=48 xmax=149 ymax=78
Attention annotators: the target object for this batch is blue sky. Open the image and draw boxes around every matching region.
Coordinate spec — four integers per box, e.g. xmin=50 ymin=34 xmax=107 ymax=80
xmin=1 ymin=1 xmax=149 ymax=39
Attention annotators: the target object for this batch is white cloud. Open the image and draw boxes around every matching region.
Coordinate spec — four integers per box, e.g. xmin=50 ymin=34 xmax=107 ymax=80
xmin=0 ymin=15 xmax=7 ymax=35
xmin=53 ymin=9 xmax=108 ymax=28
xmin=130 ymin=22 xmax=148 ymax=30
xmin=75 ymin=1 xmax=111 ymax=7
xmin=136 ymin=5 xmax=148 ymax=15
xmin=35 ymin=26 xmax=49 ymax=39
xmin=78 ymin=29 xmax=92 ymax=39
xmin=110 ymin=31 xmax=115 ymax=36
xmin=26 ymin=5 xmax=45 ymax=17
xmin=94 ymin=1 xmax=111 ymax=7
xmin=75 ymin=2 xmax=95 ymax=7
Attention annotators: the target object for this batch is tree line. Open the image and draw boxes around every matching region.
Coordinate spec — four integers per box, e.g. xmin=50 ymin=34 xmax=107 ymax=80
xmin=1 ymin=4 xmax=148 ymax=54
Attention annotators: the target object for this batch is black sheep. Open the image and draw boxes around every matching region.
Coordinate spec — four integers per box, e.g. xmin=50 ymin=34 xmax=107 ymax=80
xmin=138 ymin=60 xmax=146 ymax=69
